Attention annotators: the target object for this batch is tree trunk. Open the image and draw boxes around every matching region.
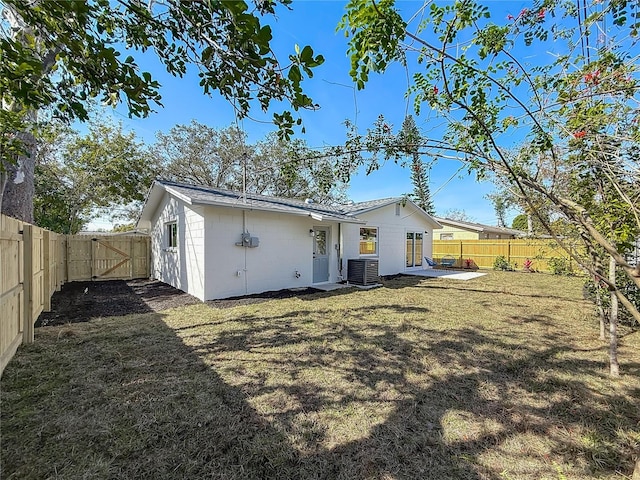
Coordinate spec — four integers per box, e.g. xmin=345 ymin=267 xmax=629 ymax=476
xmin=1 ymin=6 xmax=57 ymax=224
xmin=596 ymin=284 xmax=606 ymax=341
xmin=609 ymin=255 xmax=620 ymax=377
xmin=526 ymin=213 xmax=534 ymax=236
xmin=1 ymin=131 xmax=36 ymax=223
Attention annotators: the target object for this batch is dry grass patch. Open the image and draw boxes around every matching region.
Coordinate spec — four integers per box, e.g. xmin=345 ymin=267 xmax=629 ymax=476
xmin=2 ymin=271 xmax=639 ymax=479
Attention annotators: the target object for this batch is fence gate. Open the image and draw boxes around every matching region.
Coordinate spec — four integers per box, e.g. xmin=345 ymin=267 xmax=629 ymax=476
xmin=67 ymin=235 xmax=149 ymax=281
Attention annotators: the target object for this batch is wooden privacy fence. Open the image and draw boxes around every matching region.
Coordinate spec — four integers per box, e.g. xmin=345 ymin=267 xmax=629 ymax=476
xmin=1 ymin=214 xmax=150 ymax=376
xmin=1 ymin=215 xmax=65 ymax=376
xmin=66 ymin=234 xmax=149 ymax=281
xmin=432 ymin=239 xmax=581 ymax=273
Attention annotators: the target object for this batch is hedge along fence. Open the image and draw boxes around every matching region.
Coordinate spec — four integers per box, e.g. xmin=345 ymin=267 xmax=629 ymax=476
xmin=432 ymin=239 xmax=582 ymax=273
xmin=1 ymin=214 xmax=66 ymax=376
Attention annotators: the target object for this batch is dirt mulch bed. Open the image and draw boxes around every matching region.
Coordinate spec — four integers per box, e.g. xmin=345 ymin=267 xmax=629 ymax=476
xmin=206 ymin=287 xmax=322 ymax=309
xmin=36 ymin=279 xmax=323 ymax=327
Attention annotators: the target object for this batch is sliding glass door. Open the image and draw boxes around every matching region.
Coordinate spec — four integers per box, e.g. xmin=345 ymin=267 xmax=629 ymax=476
xmin=406 ymin=232 xmax=423 ymax=267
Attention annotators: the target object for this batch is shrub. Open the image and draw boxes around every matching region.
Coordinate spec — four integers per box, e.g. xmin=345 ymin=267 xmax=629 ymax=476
xmin=493 ymin=255 xmax=513 ymax=271
xmin=548 ymin=257 xmax=573 ymax=275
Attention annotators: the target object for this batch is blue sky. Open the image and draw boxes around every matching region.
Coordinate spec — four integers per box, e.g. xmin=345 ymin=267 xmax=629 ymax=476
xmin=92 ymin=0 xmax=535 ymax=229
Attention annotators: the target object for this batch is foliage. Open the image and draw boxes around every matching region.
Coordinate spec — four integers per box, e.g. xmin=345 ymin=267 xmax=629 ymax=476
xmin=1 ymin=0 xmax=324 ymax=221
xmin=584 ymin=265 xmax=640 ymax=327
xmin=511 ymin=214 xmax=527 ymax=232
xmin=0 ymin=0 xmax=323 ymax=146
xmin=511 ymin=213 xmax=549 ymax=235
xmin=112 ymin=223 xmax=136 ymax=233
xmin=154 ymin=121 xmax=349 ymax=203
xmin=34 ymin=119 xmax=155 ymax=234
xmin=337 ymin=0 xmax=640 ymax=328
xmin=493 ymin=255 xmax=513 ymax=271
xmin=485 ymin=191 xmax=510 ymax=227
xmin=398 ymin=115 xmax=435 ymax=214
xmin=443 ymin=208 xmax=474 ymax=222
xmin=548 ymin=257 xmax=574 ymax=276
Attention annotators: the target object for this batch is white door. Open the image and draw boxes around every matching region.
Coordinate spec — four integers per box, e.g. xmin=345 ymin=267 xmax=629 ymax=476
xmin=313 ymin=227 xmax=329 ymax=283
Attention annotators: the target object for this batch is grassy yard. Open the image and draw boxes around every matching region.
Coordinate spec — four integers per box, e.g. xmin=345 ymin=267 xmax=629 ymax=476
xmin=2 ymin=272 xmax=639 ymax=479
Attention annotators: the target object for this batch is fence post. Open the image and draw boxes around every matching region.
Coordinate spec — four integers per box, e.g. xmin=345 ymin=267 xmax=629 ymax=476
xmin=22 ymin=224 xmax=34 ymax=344
xmin=459 ymin=241 xmax=463 ymax=266
xmin=507 ymin=240 xmax=511 ymax=264
xmin=43 ymin=230 xmax=51 ymax=311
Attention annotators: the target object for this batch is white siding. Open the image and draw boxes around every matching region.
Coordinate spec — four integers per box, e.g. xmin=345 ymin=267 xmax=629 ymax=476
xmin=343 ymin=202 xmax=436 ymax=277
xmin=203 ymin=206 xmax=340 ymax=300
xmin=150 ymin=195 xmax=205 ymax=300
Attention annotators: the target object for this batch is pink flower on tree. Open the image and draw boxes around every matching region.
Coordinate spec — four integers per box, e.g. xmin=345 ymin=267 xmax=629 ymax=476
xmin=433 ymin=85 xmax=439 ymax=94
xmin=584 ymin=69 xmax=601 ymax=85
xmin=573 ymin=130 xmax=586 ymax=139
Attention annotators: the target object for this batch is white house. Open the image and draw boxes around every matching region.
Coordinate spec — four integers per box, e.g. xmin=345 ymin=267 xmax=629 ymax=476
xmin=137 ymin=181 xmax=442 ymax=301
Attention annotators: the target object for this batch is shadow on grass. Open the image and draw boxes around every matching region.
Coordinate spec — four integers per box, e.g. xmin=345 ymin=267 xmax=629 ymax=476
xmin=180 ymin=312 xmax=639 ymax=478
xmin=2 ymin=313 xmax=303 ymax=479
xmin=416 ymin=282 xmax=587 ymax=302
xmin=4 ymin=297 xmax=639 ymax=478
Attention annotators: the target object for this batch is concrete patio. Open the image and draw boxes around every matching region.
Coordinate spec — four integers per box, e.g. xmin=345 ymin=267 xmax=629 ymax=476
xmin=405 ymin=269 xmax=487 ymax=281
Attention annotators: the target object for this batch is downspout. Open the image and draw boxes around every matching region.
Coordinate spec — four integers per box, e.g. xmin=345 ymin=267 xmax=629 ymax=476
xmin=242 ymin=209 xmax=248 ymax=294
xmin=242 ymin=153 xmax=248 ymax=294
xmin=338 ymin=222 xmax=343 ymax=280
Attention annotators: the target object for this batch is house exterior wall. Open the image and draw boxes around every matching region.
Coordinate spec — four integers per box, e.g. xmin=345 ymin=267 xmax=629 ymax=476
xmin=437 ymin=226 xmax=481 ymax=240
xmin=150 ymin=195 xmax=206 ymax=300
xmin=342 ymin=202 xmax=436 ymax=277
xmin=202 ymin=206 xmax=340 ymax=300
xmin=437 ymin=225 xmax=514 ymax=240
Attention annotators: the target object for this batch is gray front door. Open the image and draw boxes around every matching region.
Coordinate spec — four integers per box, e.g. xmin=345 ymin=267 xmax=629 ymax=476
xmin=313 ymin=227 xmax=329 ymax=283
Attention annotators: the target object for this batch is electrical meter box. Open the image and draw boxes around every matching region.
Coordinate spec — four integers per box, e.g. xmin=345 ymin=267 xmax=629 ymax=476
xmin=236 ymin=233 xmax=259 ymax=248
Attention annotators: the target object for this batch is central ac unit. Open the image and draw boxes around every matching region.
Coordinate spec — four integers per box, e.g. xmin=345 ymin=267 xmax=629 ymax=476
xmin=347 ymin=259 xmax=379 ymax=286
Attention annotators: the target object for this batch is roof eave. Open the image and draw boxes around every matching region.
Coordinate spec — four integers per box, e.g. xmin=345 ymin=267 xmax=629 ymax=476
xmin=190 ymin=198 xmax=365 ymax=224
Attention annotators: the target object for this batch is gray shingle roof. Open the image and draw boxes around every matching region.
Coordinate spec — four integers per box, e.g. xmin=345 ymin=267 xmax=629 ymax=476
xmin=159 ymin=180 xmax=363 ymax=223
xmin=340 ymin=198 xmax=399 ymax=214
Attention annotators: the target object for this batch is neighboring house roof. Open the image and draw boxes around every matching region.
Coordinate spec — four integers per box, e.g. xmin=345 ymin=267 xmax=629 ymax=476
xmin=433 ymin=216 xmax=526 ymax=237
xmin=138 ymin=181 xmax=442 ymax=228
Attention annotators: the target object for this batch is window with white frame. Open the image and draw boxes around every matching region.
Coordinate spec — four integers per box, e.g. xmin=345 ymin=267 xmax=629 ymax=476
xmin=440 ymin=233 xmax=454 ymax=240
xmin=166 ymin=222 xmax=178 ymax=248
xmin=359 ymin=227 xmax=378 ymax=255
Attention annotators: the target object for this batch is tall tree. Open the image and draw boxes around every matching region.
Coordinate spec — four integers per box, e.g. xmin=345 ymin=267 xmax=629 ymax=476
xmin=485 ymin=192 xmax=510 ymax=228
xmin=398 ymin=115 xmax=435 ymax=214
xmin=0 ymin=0 xmax=323 ymax=221
xmin=154 ymin=121 xmax=349 ymax=204
xmin=34 ymin=119 xmax=155 ymax=234
xmin=443 ymin=209 xmax=474 ymax=223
